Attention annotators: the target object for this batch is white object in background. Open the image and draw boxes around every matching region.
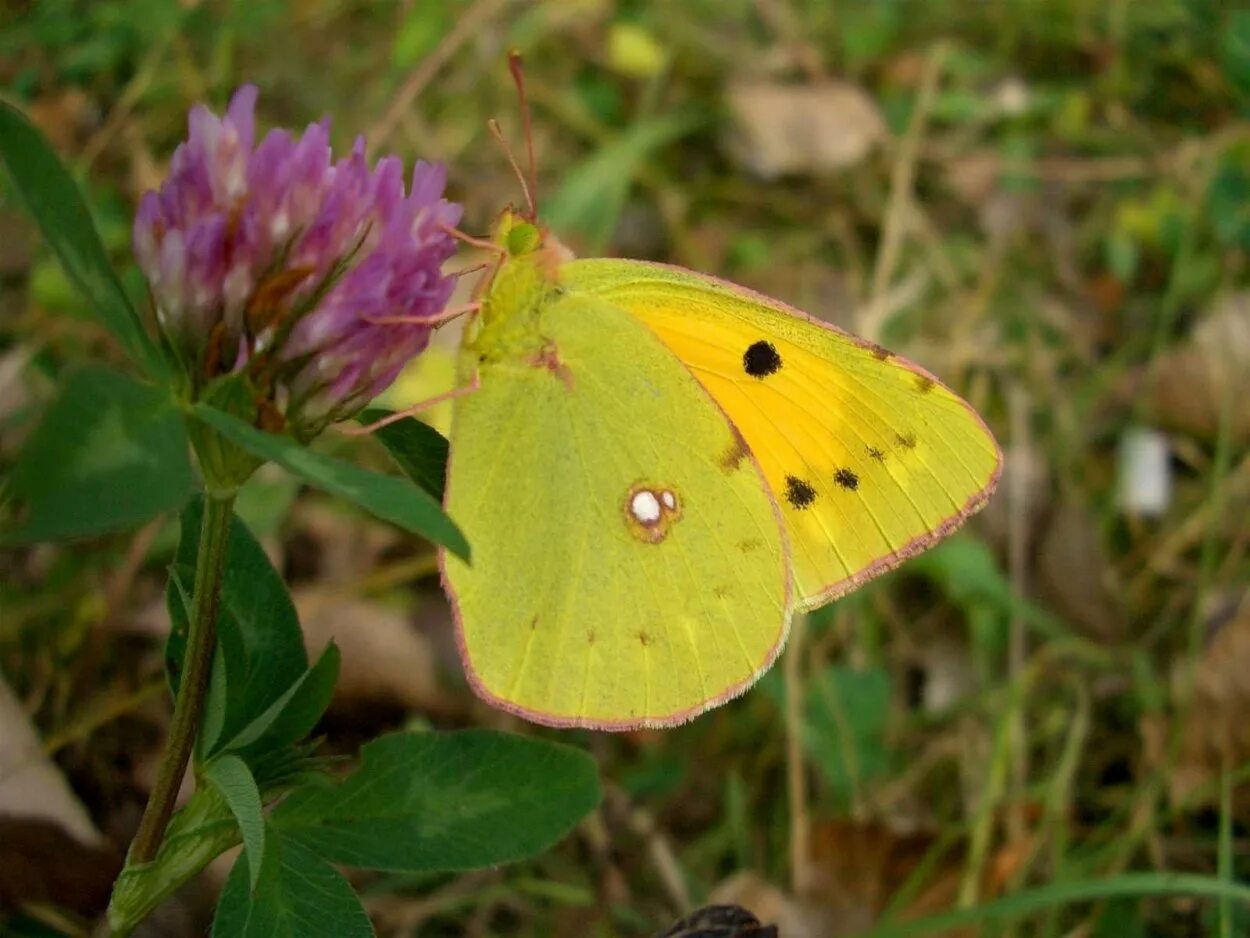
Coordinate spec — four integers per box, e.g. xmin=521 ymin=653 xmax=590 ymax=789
xmin=1118 ymin=427 xmax=1172 ymax=517
xmin=0 ymin=674 xmax=103 ymax=844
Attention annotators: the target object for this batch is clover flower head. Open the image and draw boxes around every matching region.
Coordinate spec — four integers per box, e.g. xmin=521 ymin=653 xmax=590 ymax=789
xmin=133 ymin=85 xmax=461 ymax=437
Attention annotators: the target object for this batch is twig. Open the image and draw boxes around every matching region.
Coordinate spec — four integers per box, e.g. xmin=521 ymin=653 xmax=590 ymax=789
xmin=784 ymin=613 xmax=810 ymax=894
xmin=366 ymin=0 xmax=510 ymax=155
xmin=1007 ymin=386 xmax=1031 ymax=845
xmin=612 ymin=787 xmax=692 ymax=914
xmin=854 ymin=267 xmax=929 ymax=343
xmin=869 ymin=42 xmax=946 ymax=307
xmin=751 ymin=0 xmax=825 ymax=80
xmin=81 ymin=32 xmax=175 ymax=170
xmin=1124 ymin=449 xmax=1250 ymax=601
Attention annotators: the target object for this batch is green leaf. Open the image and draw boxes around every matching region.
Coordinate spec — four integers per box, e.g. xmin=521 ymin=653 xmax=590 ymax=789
xmin=192 ymin=404 xmax=468 ymax=559
xmin=804 ymin=666 xmax=891 ymax=808
xmin=906 ymin=536 xmax=1068 ymax=641
xmin=213 ymin=833 xmax=373 ymax=938
xmin=222 ymin=644 xmax=340 ymax=758
xmin=165 ymin=498 xmax=308 ymax=754
xmin=204 ymin=755 xmax=266 ymax=890
xmin=1207 ymin=155 xmax=1250 ymax=251
xmin=3 ymin=367 xmax=192 ymax=542
xmin=391 ymin=1 xmax=447 ymax=68
xmin=1223 ymin=11 xmax=1250 ymax=102
xmin=274 ymin=730 xmax=600 ymax=872
xmin=545 ymin=114 xmax=700 ymax=253
xmin=357 ymin=408 xmax=448 ymax=499
xmin=0 ymin=101 xmax=165 ymax=376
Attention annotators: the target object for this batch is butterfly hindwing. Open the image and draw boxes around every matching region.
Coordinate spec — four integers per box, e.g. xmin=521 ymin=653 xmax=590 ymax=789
xmin=441 ymin=287 xmax=791 ymax=729
xmin=563 ymin=258 xmax=1002 ymax=611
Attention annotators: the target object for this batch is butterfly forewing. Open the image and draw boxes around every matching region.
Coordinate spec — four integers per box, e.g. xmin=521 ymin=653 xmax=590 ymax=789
xmin=442 ymin=287 xmax=791 ymax=729
xmin=563 ymin=258 xmax=1002 ymax=611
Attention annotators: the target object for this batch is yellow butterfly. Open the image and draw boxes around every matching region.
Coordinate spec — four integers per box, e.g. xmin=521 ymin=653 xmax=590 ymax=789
xmin=438 ymin=66 xmax=1001 ymax=731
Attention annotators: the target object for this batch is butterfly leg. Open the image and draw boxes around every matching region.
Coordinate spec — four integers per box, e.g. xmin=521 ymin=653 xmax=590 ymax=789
xmin=440 ymin=225 xmax=507 ymax=301
xmin=340 ymin=373 xmax=482 ymax=436
xmin=361 ymin=302 xmax=481 ymax=327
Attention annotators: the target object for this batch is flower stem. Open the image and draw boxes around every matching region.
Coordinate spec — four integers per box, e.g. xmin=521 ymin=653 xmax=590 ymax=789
xmin=128 ymin=492 xmax=234 ymax=865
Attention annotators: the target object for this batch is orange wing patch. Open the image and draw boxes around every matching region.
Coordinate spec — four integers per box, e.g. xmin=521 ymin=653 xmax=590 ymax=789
xmin=564 ymin=258 xmax=1002 ymax=610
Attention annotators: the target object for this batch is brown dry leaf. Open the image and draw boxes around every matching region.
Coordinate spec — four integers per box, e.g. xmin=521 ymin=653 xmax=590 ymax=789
xmin=797 ymin=819 xmax=1029 ymax=936
xmin=1035 ymin=502 xmax=1125 ymax=640
xmin=725 ymin=81 xmax=885 ymax=179
xmin=25 ymin=87 xmax=95 ymax=153
xmin=295 ymin=589 xmax=465 ymax=718
xmin=0 ymin=817 xmax=121 ymax=918
xmin=0 ymin=346 xmax=39 ymax=435
xmin=803 ymin=820 xmax=961 ymax=936
xmin=1146 ymin=292 xmax=1250 ymax=443
xmin=1147 ymin=595 xmax=1250 ymax=809
xmin=0 ymin=675 xmax=122 ymax=919
xmin=705 ymin=823 xmax=996 ymax=938
xmin=0 ymin=676 xmax=103 ymax=846
xmin=944 ymin=152 xmax=1002 ymax=206
xmin=0 ymin=210 xmax=36 ymax=277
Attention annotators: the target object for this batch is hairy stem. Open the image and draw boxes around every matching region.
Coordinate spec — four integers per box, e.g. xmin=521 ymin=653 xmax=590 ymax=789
xmin=127 ymin=492 xmax=234 ymax=864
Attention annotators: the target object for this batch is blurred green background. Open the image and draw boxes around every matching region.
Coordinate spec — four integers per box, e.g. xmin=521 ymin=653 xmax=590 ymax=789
xmin=2 ymin=1 xmax=1249 ymax=935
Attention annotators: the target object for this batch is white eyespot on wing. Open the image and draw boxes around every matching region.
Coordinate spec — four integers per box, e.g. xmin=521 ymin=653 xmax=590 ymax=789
xmin=623 ymin=482 xmax=684 ymax=544
xmin=630 ymin=490 xmax=663 ymax=525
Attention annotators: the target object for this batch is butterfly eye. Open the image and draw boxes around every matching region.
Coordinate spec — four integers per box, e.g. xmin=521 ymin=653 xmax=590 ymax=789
xmin=507 ymin=221 xmax=541 ymax=256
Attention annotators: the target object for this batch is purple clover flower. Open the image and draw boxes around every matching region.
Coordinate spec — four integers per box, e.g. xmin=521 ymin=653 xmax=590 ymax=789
xmin=133 ymin=85 xmax=461 ymax=437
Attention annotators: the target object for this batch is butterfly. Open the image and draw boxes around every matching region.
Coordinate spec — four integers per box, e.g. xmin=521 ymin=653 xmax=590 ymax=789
xmin=435 ymin=60 xmax=1001 ymax=731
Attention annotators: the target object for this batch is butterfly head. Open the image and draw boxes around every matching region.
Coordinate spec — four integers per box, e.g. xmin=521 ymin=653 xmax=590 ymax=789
xmin=492 ymin=207 xmax=573 ymax=262
xmin=492 ymin=206 xmax=542 ymax=258
xmin=475 ymin=208 xmax=573 ymax=337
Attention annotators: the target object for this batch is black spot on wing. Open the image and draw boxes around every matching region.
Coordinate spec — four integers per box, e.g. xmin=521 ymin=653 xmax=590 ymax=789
xmin=867 ymin=446 xmax=886 ymax=462
xmin=743 ymin=340 xmax=782 ymax=378
xmin=895 ymin=431 xmax=918 ymax=450
xmin=784 ymin=475 xmax=817 ymax=509
xmin=915 ymin=375 xmax=936 ymax=393
xmin=834 ymin=468 xmax=860 ymax=491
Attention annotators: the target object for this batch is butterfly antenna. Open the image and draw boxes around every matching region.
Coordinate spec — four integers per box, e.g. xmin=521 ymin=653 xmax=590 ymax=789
xmin=508 ymin=50 xmax=539 ymax=219
xmin=487 ymin=118 xmax=535 ymax=220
